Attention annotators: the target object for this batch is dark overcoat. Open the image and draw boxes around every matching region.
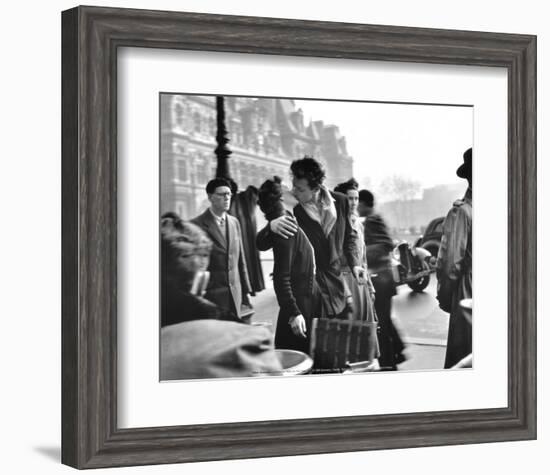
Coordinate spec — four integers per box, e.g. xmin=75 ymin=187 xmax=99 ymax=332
xmin=230 ymin=186 xmax=265 ymax=293
xmin=436 ymin=188 xmax=473 ymax=368
xmin=161 ymin=279 xmax=241 ymax=327
xmin=293 ymin=192 xmax=359 ymax=317
xmin=161 ymin=283 xmax=222 ymax=327
xmin=192 ymin=209 xmax=251 ymax=319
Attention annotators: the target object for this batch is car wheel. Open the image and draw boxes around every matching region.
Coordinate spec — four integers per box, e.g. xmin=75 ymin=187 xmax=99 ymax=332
xmin=407 ymin=261 xmax=431 ymax=292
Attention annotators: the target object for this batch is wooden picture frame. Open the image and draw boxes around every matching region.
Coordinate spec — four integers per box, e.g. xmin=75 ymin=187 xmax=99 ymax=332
xmin=61 ymin=5 xmax=536 ymax=469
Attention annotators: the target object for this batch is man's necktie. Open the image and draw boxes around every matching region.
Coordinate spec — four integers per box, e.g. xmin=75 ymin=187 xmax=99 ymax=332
xmin=219 ymin=216 xmax=226 ymax=240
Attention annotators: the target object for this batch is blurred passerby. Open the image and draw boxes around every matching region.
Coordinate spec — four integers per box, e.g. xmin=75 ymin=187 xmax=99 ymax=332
xmin=436 ymin=148 xmax=473 ymax=368
xmin=358 ymin=190 xmax=407 ymax=370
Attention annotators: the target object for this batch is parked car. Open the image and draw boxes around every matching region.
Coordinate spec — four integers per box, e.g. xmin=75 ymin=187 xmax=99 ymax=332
xmin=414 ymin=216 xmax=445 ymax=258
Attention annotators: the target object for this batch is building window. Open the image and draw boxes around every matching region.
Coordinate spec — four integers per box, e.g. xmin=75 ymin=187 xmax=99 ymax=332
xmin=174 ymin=101 xmax=188 ymax=130
xmin=196 ymin=160 xmax=206 ymax=185
xmin=193 ymin=112 xmax=202 ymax=134
xmin=208 ymin=116 xmax=216 ymax=136
xmin=176 ymin=200 xmax=192 ymax=220
xmin=177 ymin=160 xmax=188 ymax=182
xmin=176 ymin=203 xmax=185 ymax=219
xmin=195 ymin=154 xmax=214 ymax=185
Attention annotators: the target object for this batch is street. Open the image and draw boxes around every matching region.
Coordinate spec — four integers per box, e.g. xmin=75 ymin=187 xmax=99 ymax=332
xmin=249 ymin=257 xmax=449 ymax=371
xmin=393 ymin=278 xmax=449 ymax=370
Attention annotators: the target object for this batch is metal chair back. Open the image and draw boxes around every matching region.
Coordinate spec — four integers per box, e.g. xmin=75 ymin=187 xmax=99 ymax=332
xmin=310 ymin=318 xmax=378 ymax=372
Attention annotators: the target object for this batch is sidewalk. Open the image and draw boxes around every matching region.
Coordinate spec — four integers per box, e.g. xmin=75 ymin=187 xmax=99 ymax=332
xmin=398 ymin=342 xmax=446 ymax=371
xmin=249 ymin=286 xmax=447 ymax=372
xmin=250 ymin=258 xmax=448 ymax=372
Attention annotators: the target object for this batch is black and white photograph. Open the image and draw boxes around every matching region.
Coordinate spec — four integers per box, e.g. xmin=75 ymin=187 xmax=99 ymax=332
xmin=159 ymin=93 xmax=473 ymax=380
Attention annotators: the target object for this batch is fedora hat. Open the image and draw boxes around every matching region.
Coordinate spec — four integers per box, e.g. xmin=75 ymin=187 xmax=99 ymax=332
xmin=456 ymin=147 xmax=472 ymax=179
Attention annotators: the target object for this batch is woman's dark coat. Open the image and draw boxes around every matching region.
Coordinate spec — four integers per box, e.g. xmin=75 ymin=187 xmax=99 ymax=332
xmin=271 ymin=226 xmax=320 ymax=353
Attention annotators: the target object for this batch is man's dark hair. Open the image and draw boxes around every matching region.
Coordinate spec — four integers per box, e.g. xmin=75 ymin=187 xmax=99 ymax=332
xmin=290 ymin=157 xmax=325 ymax=189
xmin=358 ymin=189 xmax=375 ymax=208
xmin=206 ymin=177 xmax=231 ymax=195
xmin=334 ymin=178 xmax=359 ymax=195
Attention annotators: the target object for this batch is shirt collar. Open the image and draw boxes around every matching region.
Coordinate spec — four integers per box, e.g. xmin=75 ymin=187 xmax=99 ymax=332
xmin=209 ymin=207 xmax=227 ymax=224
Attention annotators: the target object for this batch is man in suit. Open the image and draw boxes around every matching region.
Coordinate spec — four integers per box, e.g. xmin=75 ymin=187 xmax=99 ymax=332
xmin=257 ymin=157 xmax=365 ymax=320
xmin=192 ymin=178 xmax=252 ymax=322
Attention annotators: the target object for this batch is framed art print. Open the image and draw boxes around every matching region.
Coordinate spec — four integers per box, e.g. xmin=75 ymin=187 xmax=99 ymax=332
xmin=61 ymin=6 xmax=536 ymax=469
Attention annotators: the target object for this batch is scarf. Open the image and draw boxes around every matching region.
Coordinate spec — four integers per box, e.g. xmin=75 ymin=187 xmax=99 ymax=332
xmin=301 ymin=185 xmax=337 ymax=237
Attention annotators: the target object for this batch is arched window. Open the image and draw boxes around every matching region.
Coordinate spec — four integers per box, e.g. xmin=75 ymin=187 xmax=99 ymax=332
xmin=174 ymin=102 xmax=185 ymax=129
xmin=195 ymin=155 xmax=208 ymax=185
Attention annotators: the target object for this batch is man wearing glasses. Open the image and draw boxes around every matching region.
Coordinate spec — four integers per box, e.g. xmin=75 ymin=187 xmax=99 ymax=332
xmin=192 ymin=178 xmax=253 ymax=322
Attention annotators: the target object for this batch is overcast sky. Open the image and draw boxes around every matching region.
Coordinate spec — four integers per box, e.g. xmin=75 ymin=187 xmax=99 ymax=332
xmin=295 ymin=99 xmax=473 ymax=194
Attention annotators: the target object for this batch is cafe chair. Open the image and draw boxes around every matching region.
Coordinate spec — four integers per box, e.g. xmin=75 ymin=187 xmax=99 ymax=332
xmin=309 ymin=318 xmax=378 ymax=373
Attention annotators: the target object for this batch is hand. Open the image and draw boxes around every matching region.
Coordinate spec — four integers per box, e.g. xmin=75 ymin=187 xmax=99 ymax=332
xmin=345 ymin=296 xmax=354 ymax=315
xmin=353 ymin=266 xmax=367 ymax=285
xmin=270 ymin=215 xmax=298 ymax=239
xmin=289 ymin=314 xmax=307 ymax=338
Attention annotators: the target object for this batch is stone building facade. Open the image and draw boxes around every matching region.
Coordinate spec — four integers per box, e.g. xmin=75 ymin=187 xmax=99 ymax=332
xmin=160 ymin=94 xmax=354 ymax=219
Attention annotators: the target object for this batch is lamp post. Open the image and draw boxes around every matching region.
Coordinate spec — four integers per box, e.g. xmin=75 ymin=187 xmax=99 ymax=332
xmin=214 ymin=95 xmax=233 ymax=182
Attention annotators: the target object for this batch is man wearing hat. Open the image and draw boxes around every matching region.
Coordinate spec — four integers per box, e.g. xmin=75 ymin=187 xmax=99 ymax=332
xmin=436 ymin=147 xmax=473 ymax=368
